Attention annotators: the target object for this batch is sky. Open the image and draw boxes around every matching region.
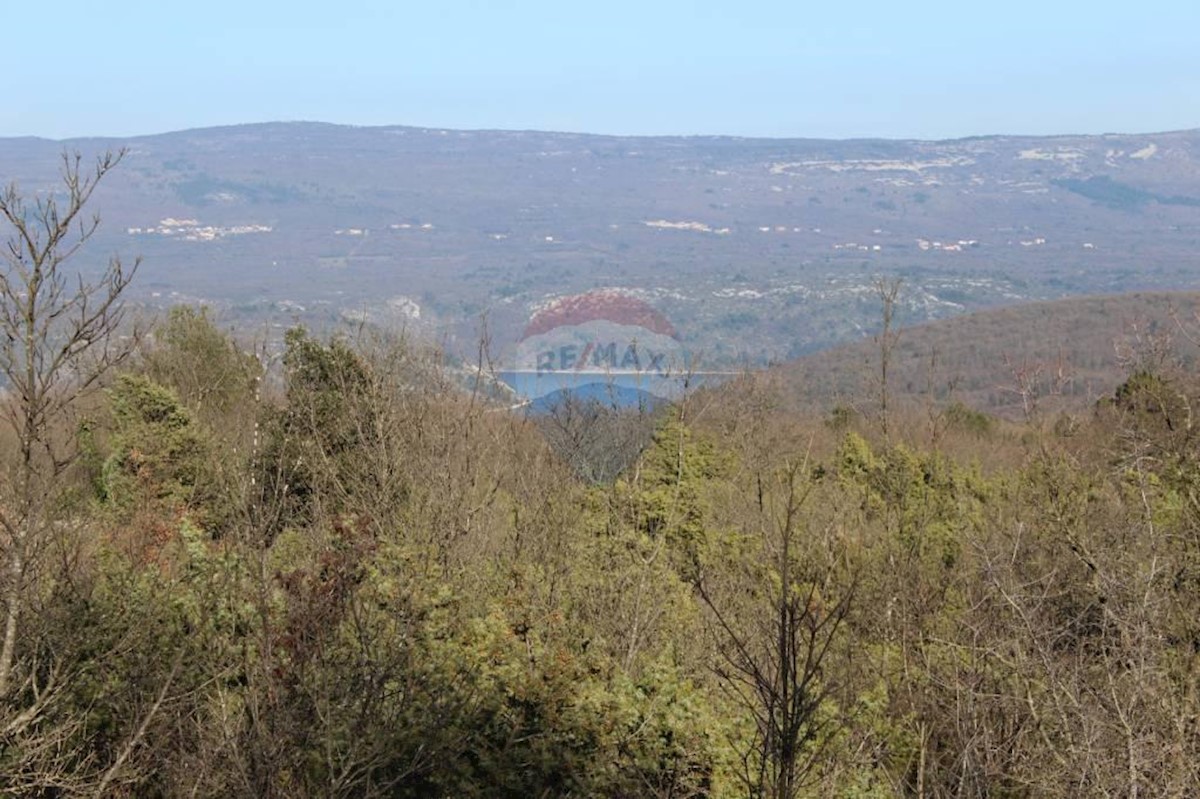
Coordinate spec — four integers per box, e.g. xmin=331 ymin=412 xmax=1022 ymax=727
xmin=5 ymin=0 xmax=1198 ymax=141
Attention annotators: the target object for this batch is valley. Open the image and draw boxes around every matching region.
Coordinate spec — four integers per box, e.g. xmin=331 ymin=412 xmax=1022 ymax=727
xmin=3 ymin=122 xmax=1199 ymax=369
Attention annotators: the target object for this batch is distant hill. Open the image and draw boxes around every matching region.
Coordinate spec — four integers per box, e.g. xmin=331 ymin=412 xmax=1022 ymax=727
xmin=768 ymin=291 xmax=1200 ymax=417
xmin=3 ymin=123 xmax=1200 ymax=365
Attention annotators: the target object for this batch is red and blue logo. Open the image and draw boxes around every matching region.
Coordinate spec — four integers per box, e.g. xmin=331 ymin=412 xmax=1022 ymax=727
xmin=501 ymin=290 xmax=692 ymax=408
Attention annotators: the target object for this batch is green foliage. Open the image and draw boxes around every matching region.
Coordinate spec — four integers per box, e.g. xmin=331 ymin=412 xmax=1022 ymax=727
xmin=836 ymin=432 xmax=987 ymax=569
xmin=1053 ymin=175 xmax=1200 ymax=211
xmin=1053 ymin=175 xmax=1156 ymax=210
xmin=628 ymin=417 xmax=726 ymax=551
xmin=173 ymin=173 xmax=304 ymax=205
xmin=826 ymin=404 xmax=856 ymax=431
xmin=235 ymin=521 xmax=725 ymax=797
xmin=255 ymin=328 xmax=381 ymax=533
xmin=19 ymin=318 xmax=1200 ymax=796
xmin=944 ymin=400 xmax=993 ymax=436
xmin=144 ymin=304 xmax=260 ymax=424
xmin=420 ymin=610 xmax=720 ymax=798
xmin=0 ymin=518 xmax=254 ymax=794
xmin=102 ymin=373 xmax=211 ymax=518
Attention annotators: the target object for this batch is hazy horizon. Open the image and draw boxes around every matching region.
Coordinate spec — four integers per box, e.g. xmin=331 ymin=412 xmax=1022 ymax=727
xmin=7 ymin=118 xmax=1200 ymax=145
xmin=6 ymin=0 xmax=1197 ymax=142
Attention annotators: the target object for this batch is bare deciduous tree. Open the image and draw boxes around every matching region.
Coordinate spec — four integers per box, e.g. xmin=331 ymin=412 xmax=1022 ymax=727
xmin=0 ymin=149 xmax=139 ymax=698
xmin=873 ymin=277 xmax=903 ymax=441
xmin=698 ymin=448 xmax=854 ymax=799
xmin=534 ymin=390 xmax=659 ymax=483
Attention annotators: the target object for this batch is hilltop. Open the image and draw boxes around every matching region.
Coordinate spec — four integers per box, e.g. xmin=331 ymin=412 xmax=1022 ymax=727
xmin=768 ymin=291 xmax=1200 ymax=417
xmin=3 ymin=122 xmax=1200 ymax=363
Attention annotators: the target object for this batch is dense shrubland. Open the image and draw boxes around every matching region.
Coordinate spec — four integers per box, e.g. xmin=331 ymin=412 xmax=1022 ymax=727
xmin=1 ymin=299 xmax=1199 ymax=797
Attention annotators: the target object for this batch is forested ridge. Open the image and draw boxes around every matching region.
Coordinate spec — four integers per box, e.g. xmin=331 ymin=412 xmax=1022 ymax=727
xmin=4 ymin=155 xmax=1200 ymax=798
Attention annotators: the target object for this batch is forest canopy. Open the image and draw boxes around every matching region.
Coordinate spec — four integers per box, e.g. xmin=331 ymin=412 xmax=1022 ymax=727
xmin=3 ymin=155 xmax=1200 ymax=798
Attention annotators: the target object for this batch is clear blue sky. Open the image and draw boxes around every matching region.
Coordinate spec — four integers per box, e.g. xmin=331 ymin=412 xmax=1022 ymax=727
xmin=6 ymin=0 xmax=1197 ymax=140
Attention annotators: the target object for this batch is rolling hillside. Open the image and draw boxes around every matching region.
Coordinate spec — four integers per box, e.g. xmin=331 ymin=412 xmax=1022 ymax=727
xmin=768 ymin=291 xmax=1200 ymax=417
xmin=3 ymin=123 xmax=1200 ymax=366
